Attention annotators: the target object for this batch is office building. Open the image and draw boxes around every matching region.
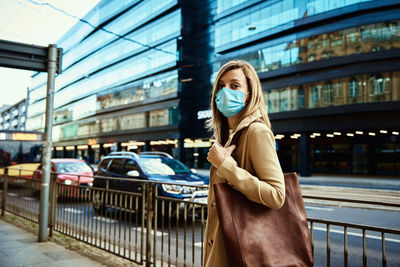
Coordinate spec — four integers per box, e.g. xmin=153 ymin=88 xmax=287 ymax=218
xmin=27 ymin=0 xmax=213 ymax=164
xmin=210 ymin=0 xmax=400 ymax=176
xmin=27 ymin=0 xmax=400 ymax=176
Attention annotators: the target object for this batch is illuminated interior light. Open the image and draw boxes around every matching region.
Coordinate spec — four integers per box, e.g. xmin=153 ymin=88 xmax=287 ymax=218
xmin=103 ymin=143 xmax=115 ymax=148
xmin=392 ymin=131 xmax=399 ymax=135
xmin=91 ymin=144 xmax=100 ymax=149
xmin=150 ymin=141 xmax=166 ymax=145
xmin=313 ymin=133 xmax=321 ymax=136
xmin=66 ymin=146 xmax=75 ymax=151
xmin=368 ymin=132 xmax=376 ymax=136
xmin=355 ymin=131 xmax=363 ymax=135
xmin=166 ymin=139 xmax=178 ymax=144
xmin=56 ymin=147 xmax=64 ymax=151
xmin=333 ymin=132 xmax=341 ymax=135
xmin=346 ymin=133 xmax=354 ymax=137
xmin=310 ymin=135 xmax=315 ymax=138
xmin=181 ymin=78 xmax=193 ymax=83
xmin=380 ymin=130 xmax=387 ymax=134
xmin=131 ymin=141 xmax=145 ymax=146
xmin=326 ymin=134 xmax=334 ymax=138
xmin=290 ymin=135 xmax=299 ymax=139
xmin=77 ymin=145 xmax=88 ymax=150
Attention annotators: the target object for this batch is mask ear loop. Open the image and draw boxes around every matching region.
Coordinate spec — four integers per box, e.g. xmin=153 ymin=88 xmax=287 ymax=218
xmin=244 ymin=92 xmax=250 ymax=105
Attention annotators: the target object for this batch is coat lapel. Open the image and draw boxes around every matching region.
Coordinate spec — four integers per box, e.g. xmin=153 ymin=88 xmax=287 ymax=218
xmin=224 ymin=109 xmax=263 ymax=147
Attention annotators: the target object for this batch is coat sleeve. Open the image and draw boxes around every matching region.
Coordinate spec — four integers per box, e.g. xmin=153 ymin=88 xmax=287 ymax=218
xmin=215 ymin=124 xmax=285 ymax=209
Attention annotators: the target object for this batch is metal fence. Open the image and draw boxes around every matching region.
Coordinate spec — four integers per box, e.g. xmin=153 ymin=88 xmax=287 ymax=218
xmin=1 ymin=168 xmax=399 ymax=267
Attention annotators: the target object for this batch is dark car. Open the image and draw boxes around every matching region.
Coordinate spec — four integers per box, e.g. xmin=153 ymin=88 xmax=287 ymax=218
xmin=92 ymin=151 xmax=208 ymax=215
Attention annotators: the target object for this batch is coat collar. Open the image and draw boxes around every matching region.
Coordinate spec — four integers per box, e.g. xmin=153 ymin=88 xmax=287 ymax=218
xmin=225 ymin=109 xmax=262 ymax=147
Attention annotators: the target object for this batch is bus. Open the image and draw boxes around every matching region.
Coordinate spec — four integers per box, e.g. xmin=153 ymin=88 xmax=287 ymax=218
xmin=0 ymin=130 xmax=43 ymax=177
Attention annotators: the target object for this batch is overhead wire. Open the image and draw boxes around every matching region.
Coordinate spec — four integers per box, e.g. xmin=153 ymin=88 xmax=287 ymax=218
xmin=24 ymin=0 xmax=177 ymax=56
xmin=22 ymin=0 xmax=212 ymax=85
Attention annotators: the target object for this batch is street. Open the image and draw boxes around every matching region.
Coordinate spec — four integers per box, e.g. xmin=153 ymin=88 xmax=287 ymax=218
xmin=2 ymin=184 xmax=400 ymax=266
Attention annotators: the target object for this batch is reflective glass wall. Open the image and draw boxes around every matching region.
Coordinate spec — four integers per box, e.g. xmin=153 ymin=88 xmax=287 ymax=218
xmin=214 ymin=20 xmax=400 ymax=75
xmin=27 ymin=0 xmax=181 ymax=138
xmin=215 ymin=0 xmax=373 ymax=48
xmin=264 ymin=71 xmax=400 ymax=113
xmin=52 ymin=106 xmax=179 ymax=142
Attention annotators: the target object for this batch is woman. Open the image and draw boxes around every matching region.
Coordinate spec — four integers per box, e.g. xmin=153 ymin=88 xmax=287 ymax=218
xmin=204 ymin=60 xmax=285 ymax=267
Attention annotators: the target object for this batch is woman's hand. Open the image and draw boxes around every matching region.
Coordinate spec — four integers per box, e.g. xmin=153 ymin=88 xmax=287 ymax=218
xmin=207 ymin=143 xmax=236 ymax=168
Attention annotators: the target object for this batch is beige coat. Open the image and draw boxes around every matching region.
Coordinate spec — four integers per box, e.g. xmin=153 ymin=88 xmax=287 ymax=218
xmin=203 ymin=109 xmax=285 ymax=267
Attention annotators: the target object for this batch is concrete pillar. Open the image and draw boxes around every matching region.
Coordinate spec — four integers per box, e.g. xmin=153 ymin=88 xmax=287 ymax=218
xmin=143 ymin=140 xmax=151 ymax=152
xmin=299 ymin=133 xmax=312 ymax=177
xmin=177 ymin=138 xmax=185 ymax=164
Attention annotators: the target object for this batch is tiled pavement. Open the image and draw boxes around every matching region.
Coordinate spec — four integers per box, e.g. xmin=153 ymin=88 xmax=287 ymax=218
xmin=0 ymin=218 xmax=106 ymax=267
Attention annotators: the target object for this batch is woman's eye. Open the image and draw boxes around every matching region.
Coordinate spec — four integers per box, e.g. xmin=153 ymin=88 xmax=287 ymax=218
xmin=232 ymin=84 xmax=240 ymax=88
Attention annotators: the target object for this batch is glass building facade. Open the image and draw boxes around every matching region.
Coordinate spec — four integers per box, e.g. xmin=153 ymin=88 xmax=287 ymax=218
xmin=27 ymin=0 xmax=212 ymax=164
xmin=207 ymin=0 xmax=400 ymax=176
xmin=26 ymin=0 xmax=400 ymax=176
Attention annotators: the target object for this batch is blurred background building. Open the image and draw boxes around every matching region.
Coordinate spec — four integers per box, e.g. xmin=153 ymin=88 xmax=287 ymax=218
xmin=0 ymin=99 xmax=28 ymax=131
xmin=25 ymin=0 xmax=400 ymax=176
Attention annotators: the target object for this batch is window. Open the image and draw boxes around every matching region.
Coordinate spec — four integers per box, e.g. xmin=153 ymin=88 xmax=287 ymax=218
xmin=349 ymin=79 xmax=358 ymax=99
xmin=369 ymin=76 xmax=385 ymax=96
xmin=100 ymin=159 xmax=111 ymax=171
xmin=263 ymin=71 xmax=398 ymax=113
xmin=108 ymin=159 xmax=124 ymax=175
xmin=123 ymin=160 xmax=140 ymax=176
xmin=218 ymin=20 xmax=400 ymax=74
xmin=298 ymin=87 xmax=305 ymax=109
xmin=322 ymin=83 xmax=334 ymax=106
xmin=310 ymin=86 xmax=320 ymax=108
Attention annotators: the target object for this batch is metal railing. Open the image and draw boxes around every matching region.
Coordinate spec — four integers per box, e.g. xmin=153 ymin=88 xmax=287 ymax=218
xmin=1 ymin=168 xmax=399 ymax=267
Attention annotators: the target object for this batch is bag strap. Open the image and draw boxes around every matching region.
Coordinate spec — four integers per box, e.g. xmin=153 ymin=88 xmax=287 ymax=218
xmin=230 ymin=119 xmax=264 ymax=147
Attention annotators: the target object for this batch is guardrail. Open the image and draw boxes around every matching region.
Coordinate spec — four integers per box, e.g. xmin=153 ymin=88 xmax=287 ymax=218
xmin=1 ymin=168 xmax=399 ymax=267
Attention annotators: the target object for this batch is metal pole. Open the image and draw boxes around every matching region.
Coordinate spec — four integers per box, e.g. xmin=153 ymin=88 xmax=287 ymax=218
xmin=38 ymin=44 xmax=57 ymax=242
xmin=1 ymin=168 xmax=8 ymax=216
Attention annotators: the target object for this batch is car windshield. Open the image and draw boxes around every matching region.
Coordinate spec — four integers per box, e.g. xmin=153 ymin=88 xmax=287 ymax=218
xmin=55 ymin=162 xmax=92 ymax=173
xmin=138 ymin=157 xmax=190 ymax=175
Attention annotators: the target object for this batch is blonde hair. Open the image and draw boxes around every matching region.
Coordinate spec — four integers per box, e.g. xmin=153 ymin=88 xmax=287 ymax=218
xmin=206 ymin=60 xmax=271 ymax=145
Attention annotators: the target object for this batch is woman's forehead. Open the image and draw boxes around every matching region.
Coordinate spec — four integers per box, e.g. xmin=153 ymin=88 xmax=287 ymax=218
xmin=219 ymin=68 xmax=246 ymax=83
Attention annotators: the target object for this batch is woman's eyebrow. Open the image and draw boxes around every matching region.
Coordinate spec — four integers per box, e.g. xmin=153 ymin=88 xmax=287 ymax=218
xmin=230 ymin=79 xmax=241 ymax=83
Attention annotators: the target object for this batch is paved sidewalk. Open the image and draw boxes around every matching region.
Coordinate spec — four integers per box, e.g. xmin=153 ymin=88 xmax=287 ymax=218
xmin=0 ymin=218 xmax=106 ymax=267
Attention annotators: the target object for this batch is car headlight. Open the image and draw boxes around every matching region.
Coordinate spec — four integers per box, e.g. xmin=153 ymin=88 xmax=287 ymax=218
xmin=182 ymin=186 xmax=195 ymax=194
xmin=162 ymin=184 xmax=183 ymax=194
xmin=63 ymin=180 xmax=72 ymax=185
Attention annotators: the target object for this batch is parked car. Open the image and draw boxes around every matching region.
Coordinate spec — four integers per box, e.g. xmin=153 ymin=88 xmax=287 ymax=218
xmin=92 ymin=151 xmax=208 ymax=216
xmin=32 ymin=158 xmax=94 ymax=197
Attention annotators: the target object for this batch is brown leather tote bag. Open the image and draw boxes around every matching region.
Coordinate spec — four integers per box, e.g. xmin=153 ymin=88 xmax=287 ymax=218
xmin=214 ymin=172 xmax=314 ymax=267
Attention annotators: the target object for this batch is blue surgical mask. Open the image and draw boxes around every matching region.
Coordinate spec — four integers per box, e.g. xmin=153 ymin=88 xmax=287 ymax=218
xmin=215 ymin=87 xmax=246 ymax=118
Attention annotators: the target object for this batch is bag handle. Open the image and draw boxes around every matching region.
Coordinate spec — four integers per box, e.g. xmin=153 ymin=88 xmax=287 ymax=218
xmin=230 ymin=119 xmax=264 ymax=147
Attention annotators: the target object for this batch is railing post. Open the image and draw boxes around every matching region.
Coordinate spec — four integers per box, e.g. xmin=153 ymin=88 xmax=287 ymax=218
xmin=48 ymin=172 xmax=58 ymax=237
xmin=145 ymin=183 xmax=153 ymax=267
xmin=1 ymin=168 xmax=8 ymax=216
